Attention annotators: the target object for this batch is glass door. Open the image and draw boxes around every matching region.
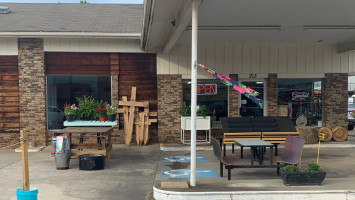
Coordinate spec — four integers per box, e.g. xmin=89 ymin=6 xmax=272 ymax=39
xmin=240 ymin=81 xmax=264 ymax=117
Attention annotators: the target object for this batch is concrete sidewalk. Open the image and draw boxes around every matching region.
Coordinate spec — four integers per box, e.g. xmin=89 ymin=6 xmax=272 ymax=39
xmin=154 ymin=136 xmax=355 ymax=200
xmin=0 ymin=144 xmax=161 ymax=200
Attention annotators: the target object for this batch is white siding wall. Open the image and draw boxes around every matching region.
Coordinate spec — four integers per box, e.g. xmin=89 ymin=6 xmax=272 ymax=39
xmin=44 ymin=38 xmax=143 ymax=53
xmin=157 ymin=43 xmax=355 ymax=78
xmin=0 ymin=38 xmax=18 ymax=55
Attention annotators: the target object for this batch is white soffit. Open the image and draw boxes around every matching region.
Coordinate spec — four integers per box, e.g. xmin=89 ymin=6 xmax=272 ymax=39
xmin=145 ymin=0 xmax=355 ymax=51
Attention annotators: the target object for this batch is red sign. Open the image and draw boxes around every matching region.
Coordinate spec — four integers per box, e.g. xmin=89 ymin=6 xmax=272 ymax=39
xmin=197 ymin=84 xmax=217 ymax=95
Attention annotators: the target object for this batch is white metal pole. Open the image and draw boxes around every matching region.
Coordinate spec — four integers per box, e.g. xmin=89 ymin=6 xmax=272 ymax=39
xmin=190 ymin=0 xmax=198 ymax=187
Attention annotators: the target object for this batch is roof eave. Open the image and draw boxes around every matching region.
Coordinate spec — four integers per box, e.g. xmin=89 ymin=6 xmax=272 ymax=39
xmin=0 ymin=32 xmax=141 ymax=39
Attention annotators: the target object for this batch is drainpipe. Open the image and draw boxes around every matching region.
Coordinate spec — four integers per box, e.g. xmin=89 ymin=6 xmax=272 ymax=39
xmin=190 ymin=0 xmax=198 ymax=187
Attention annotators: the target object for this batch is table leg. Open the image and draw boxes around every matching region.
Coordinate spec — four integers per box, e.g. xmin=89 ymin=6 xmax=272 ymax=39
xmin=270 ymin=146 xmax=273 ymax=166
xmin=250 ymin=147 xmax=254 ymax=166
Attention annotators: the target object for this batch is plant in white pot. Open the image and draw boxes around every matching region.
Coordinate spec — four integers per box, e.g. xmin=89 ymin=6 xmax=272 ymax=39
xmin=180 ymin=105 xmax=211 ymax=144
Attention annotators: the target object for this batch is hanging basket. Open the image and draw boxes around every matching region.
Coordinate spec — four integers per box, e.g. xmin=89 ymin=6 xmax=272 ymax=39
xmin=318 ymin=127 xmax=332 ymax=142
xmin=332 ymin=126 xmax=347 ymax=141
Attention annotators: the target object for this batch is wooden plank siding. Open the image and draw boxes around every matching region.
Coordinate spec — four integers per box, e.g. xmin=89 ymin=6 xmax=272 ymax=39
xmin=118 ymin=53 xmax=157 ymax=112
xmin=45 ymin=52 xmax=110 ymax=75
xmin=0 ymin=56 xmax=20 ymax=133
xmin=158 ymin=43 xmax=355 ymax=77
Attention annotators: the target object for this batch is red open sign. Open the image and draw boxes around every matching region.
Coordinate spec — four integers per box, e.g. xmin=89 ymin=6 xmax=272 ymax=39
xmin=197 ymin=84 xmax=217 ymax=95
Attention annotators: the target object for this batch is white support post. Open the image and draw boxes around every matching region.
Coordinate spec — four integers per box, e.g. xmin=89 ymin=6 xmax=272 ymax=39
xmin=190 ymin=0 xmax=198 ymax=187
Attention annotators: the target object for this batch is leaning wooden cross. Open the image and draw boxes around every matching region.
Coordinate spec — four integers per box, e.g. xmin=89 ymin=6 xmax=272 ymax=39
xmin=117 ymin=87 xmax=157 ymax=145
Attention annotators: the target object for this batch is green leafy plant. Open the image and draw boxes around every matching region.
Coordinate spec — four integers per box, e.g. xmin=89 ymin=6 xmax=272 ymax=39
xmin=180 ymin=105 xmax=209 ymax=117
xmin=179 ymin=106 xmax=191 ymax=116
xmin=106 ymin=104 xmax=117 ymax=115
xmin=305 ymin=163 xmax=320 ymax=172
xmin=282 ymin=165 xmax=300 ymax=173
xmin=64 ymin=103 xmax=77 ymax=115
xmin=76 ymin=95 xmax=97 ymax=119
xmin=197 ymin=105 xmax=208 ymax=118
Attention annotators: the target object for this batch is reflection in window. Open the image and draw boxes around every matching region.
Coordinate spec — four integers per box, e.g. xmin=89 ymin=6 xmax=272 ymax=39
xmin=182 ymin=79 xmax=228 ymax=121
xmin=46 ymin=75 xmax=111 ymax=130
xmin=278 ymin=79 xmax=322 ymax=126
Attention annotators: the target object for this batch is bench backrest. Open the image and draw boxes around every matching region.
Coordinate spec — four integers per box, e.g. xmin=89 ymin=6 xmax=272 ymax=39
xmin=262 ymin=132 xmax=300 ymax=144
xmin=223 ymin=132 xmax=262 ymax=144
xmin=279 ymin=135 xmax=305 ymax=164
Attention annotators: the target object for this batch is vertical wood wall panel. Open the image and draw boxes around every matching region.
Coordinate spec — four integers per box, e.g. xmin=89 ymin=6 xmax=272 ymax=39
xmin=296 ymin=44 xmax=306 ymax=73
xmin=314 ymin=45 xmax=324 ymax=73
xmin=224 ymin=44 xmax=233 ymax=75
xmin=323 ymin=46 xmax=332 ymax=73
xmin=178 ymin=45 xmax=188 ymax=74
xmin=332 ymin=45 xmax=341 ymax=72
xmin=251 ymin=44 xmax=261 ymax=73
xmin=157 ymin=43 xmax=355 ymax=77
xmin=278 ymin=45 xmax=287 ymax=74
xmin=305 ymin=45 xmax=315 ymax=73
xmin=269 ymin=44 xmax=279 ymax=73
xmin=159 ymin=54 xmax=170 ymax=74
xmin=260 ymin=44 xmax=270 ymax=74
xmin=233 ymin=44 xmax=243 ymax=74
xmin=215 ymin=44 xmax=225 ymax=74
xmin=287 ymin=44 xmax=297 ymax=74
xmin=169 ymin=47 xmax=179 ymax=74
xmin=242 ymin=44 xmax=252 ymax=73
xmin=341 ymin=53 xmax=349 ymax=73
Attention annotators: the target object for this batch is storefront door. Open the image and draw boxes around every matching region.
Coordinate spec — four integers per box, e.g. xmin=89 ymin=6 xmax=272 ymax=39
xmin=240 ymin=81 xmax=264 ymax=117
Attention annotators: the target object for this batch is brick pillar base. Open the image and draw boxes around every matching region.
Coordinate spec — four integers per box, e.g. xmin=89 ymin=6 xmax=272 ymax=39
xmin=18 ymin=38 xmax=46 ymax=146
xmin=323 ymin=73 xmax=347 ymax=129
xmin=157 ymin=75 xmax=182 ymax=143
xmin=267 ymin=74 xmax=278 ymax=116
xmin=229 ymin=74 xmax=239 ymax=117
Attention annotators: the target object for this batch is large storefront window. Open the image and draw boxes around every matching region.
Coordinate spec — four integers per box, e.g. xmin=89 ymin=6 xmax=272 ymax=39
xmin=47 ymin=75 xmax=111 ymax=130
xmin=278 ymin=79 xmax=322 ymax=126
xmin=182 ymin=79 xmax=228 ymax=121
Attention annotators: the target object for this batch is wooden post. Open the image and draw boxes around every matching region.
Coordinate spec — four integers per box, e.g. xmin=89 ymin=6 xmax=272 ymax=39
xmin=20 ymin=130 xmax=29 ymax=191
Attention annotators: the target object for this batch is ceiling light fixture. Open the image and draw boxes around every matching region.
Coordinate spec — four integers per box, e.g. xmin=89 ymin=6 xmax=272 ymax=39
xmin=304 ymin=25 xmax=355 ymax=30
xmin=186 ymin=25 xmax=281 ymax=31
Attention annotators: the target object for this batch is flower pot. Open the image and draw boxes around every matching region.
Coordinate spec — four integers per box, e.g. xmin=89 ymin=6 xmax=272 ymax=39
xmin=99 ymin=115 xmax=108 ymax=122
xmin=280 ymin=170 xmax=326 ymax=186
xmin=54 ymin=152 xmax=71 ymax=170
xmin=107 ymin=114 xmax=116 ymax=121
xmin=65 ymin=115 xmax=75 ymax=122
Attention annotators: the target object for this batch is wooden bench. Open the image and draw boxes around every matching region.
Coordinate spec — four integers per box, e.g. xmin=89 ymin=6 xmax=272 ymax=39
xmin=262 ymin=132 xmax=300 ymax=155
xmin=223 ymin=132 xmax=261 ymax=157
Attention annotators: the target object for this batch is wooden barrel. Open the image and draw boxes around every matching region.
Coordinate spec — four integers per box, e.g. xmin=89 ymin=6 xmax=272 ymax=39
xmin=332 ymin=126 xmax=348 ymax=141
xmin=318 ymin=127 xmax=332 ymax=142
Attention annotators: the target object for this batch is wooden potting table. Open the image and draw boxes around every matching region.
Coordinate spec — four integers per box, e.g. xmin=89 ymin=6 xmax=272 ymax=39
xmin=54 ymin=127 xmax=113 ymax=159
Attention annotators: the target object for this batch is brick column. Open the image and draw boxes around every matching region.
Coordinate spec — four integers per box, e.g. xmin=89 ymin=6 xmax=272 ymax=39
xmin=323 ymin=73 xmax=347 ymax=129
xmin=157 ymin=75 xmax=182 ymax=143
xmin=267 ymin=73 xmax=278 ymax=116
xmin=228 ymin=74 xmax=239 ymax=117
xmin=18 ymin=38 xmax=46 ymax=145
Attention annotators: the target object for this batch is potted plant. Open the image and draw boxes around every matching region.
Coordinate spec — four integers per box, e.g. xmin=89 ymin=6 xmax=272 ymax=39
xmin=76 ymin=95 xmax=97 ymax=120
xmin=96 ymin=100 xmax=108 ymax=121
xmin=280 ymin=163 xmax=326 ymax=186
xmin=64 ymin=103 xmax=77 ymax=122
xmin=180 ymin=105 xmax=210 ymax=131
xmin=106 ymin=104 xmax=117 ymax=121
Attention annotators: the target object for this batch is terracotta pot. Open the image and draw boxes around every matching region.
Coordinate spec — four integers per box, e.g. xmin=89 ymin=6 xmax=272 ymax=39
xmin=99 ymin=115 xmax=107 ymax=122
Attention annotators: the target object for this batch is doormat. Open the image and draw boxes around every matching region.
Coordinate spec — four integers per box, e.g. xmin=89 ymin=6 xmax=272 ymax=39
xmin=161 ymin=168 xmax=218 ymax=178
xmin=162 ymin=155 xmax=208 ymax=163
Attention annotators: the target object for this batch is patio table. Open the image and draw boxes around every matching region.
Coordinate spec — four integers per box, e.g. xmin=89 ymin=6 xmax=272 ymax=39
xmin=54 ymin=127 xmax=113 ymax=159
xmin=234 ymin=140 xmax=274 ymax=166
